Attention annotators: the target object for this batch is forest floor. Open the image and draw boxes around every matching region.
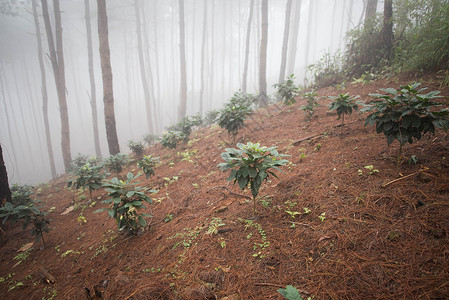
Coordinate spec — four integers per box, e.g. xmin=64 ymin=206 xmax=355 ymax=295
xmin=1 ymin=73 xmax=449 ymax=300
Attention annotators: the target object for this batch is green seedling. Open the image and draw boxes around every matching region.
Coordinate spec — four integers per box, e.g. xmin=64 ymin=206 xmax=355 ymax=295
xmin=218 ymin=142 xmax=289 ymax=216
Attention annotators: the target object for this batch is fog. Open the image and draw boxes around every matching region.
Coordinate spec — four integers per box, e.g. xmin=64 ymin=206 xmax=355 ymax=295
xmin=0 ymin=0 xmax=368 ymax=185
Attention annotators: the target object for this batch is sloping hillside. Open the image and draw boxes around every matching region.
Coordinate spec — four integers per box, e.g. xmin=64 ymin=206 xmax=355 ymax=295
xmin=1 ymin=74 xmax=449 ymax=299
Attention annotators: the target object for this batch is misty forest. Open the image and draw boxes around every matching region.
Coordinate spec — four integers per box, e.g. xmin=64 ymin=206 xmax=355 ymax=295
xmin=0 ymin=0 xmax=449 ymax=299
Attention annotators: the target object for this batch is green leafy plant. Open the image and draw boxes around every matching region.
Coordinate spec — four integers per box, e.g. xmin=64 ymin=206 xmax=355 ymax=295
xmin=300 ymin=90 xmax=319 ymax=119
xmin=278 ymin=285 xmax=304 ymax=300
xmin=96 ymin=172 xmax=154 ymax=235
xmin=206 ymin=217 xmax=225 ymax=235
xmin=143 ymin=134 xmax=159 ymax=146
xmin=318 ymin=212 xmax=326 ymax=222
xmin=0 ymin=201 xmax=50 ymax=246
xmin=67 ymin=163 xmax=106 ymax=201
xmin=128 ymin=140 xmax=145 ymax=157
xmin=329 ymin=93 xmax=361 ymax=125
xmin=218 ymin=142 xmax=289 ymax=216
xmin=217 ymin=91 xmax=255 ymax=142
xmin=161 ymin=131 xmax=184 ymax=149
xmin=103 ymin=153 xmax=130 ymax=174
xmin=9 ymin=184 xmax=34 ymax=206
xmin=203 ymin=109 xmax=220 ymax=126
xmin=137 ymin=155 xmax=160 ymax=179
xmin=306 ymin=50 xmax=345 ymax=87
xmin=273 ymin=74 xmax=301 ymax=105
xmin=166 ymin=114 xmax=203 ymax=144
xmin=364 ymin=83 xmax=449 ymax=162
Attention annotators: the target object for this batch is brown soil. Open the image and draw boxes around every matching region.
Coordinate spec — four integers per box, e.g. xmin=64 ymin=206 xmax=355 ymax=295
xmin=1 ymin=74 xmax=449 ymax=300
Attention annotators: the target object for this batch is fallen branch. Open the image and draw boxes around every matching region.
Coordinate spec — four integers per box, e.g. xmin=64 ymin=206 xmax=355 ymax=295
xmin=382 ymin=167 xmax=430 ymax=187
xmin=292 ymin=135 xmax=321 ymax=146
xmin=206 ymin=185 xmax=252 ymax=200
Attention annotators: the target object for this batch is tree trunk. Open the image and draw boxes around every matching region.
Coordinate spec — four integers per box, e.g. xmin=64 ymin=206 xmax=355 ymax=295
xmin=259 ymin=0 xmax=268 ymax=106
xmin=0 ymin=72 xmax=20 ymax=183
xmin=304 ymin=0 xmax=314 ymax=68
xmin=84 ymin=0 xmax=102 ymax=158
xmin=41 ymin=0 xmax=72 ymax=171
xmin=364 ymin=0 xmax=377 ymax=25
xmin=97 ymin=0 xmax=120 ymax=155
xmin=242 ymin=0 xmax=254 ymax=93
xmin=278 ymin=0 xmax=292 ymax=83
xmin=178 ymin=0 xmax=187 ymax=119
xmin=141 ymin=1 xmax=158 ymax=133
xmin=0 ymin=144 xmax=11 ymax=205
xmin=199 ymin=0 xmax=208 ymax=114
xmin=134 ymin=0 xmax=154 ymax=134
xmin=382 ymin=0 xmax=393 ymax=59
xmin=287 ymin=0 xmax=302 ymax=75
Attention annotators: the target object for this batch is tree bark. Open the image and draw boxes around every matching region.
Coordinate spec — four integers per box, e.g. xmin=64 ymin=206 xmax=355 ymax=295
xmin=41 ymin=0 xmax=72 ymax=171
xmin=0 ymin=144 xmax=11 ymax=205
xmin=141 ymin=1 xmax=158 ymax=133
xmin=97 ymin=0 xmax=120 ymax=155
xmin=242 ymin=0 xmax=254 ymax=93
xmin=199 ymin=0 xmax=208 ymax=114
xmin=259 ymin=0 xmax=268 ymax=106
xmin=382 ymin=0 xmax=393 ymax=59
xmin=304 ymin=0 xmax=314 ymax=68
xmin=84 ymin=0 xmax=102 ymax=158
xmin=364 ymin=0 xmax=377 ymax=26
xmin=134 ymin=0 xmax=154 ymax=134
xmin=278 ymin=0 xmax=292 ymax=83
xmin=178 ymin=0 xmax=187 ymax=119
xmin=287 ymin=0 xmax=302 ymax=75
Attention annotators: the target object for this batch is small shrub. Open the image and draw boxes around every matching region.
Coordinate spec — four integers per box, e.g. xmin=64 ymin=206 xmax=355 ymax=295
xmin=328 ymin=93 xmax=361 ymax=125
xmin=67 ymin=163 xmax=106 ymax=200
xmin=143 ymin=134 xmax=159 ymax=146
xmin=300 ymin=90 xmax=320 ymax=120
xmin=218 ymin=92 xmax=254 ymax=141
xmin=218 ymin=142 xmax=289 ymax=216
xmin=10 ymin=184 xmax=34 ymax=206
xmin=364 ymin=83 xmax=449 ymax=161
xmin=128 ymin=140 xmax=145 ymax=157
xmin=203 ymin=109 xmax=220 ymax=126
xmin=103 ymin=153 xmax=129 ymax=174
xmin=166 ymin=114 xmax=203 ymax=143
xmin=0 ymin=201 xmax=50 ymax=246
xmin=306 ymin=51 xmax=345 ymax=87
xmin=161 ymin=131 xmax=184 ymax=149
xmin=273 ymin=74 xmax=301 ymax=105
xmin=97 ymin=172 xmax=154 ymax=235
xmin=137 ymin=155 xmax=160 ymax=179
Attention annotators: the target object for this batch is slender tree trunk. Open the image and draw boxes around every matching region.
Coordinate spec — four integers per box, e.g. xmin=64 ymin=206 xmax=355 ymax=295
xmin=199 ymin=0 xmax=207 ymax=114
xmin=41 ymin=0 xmax=72 ymax=171
xmin=287 ymin=0 xmax=302 ymax=76
xmin=346 ymin=0 xmax=354 ymax=33
xmin=178 ymin=0 xmax=187 ymax=119
xmin=0 ymin=144 xmax=11 ymax=205
xmin=242 ymin=0 xmax=254 ymax=93
xmin=11 ymin=66 xmax=35 ymax=171
xmin=134 ymin=0 xmax=154 ymax=134
xmin=152 ymin=0 xmax=161 ymax=126
xmin=259 ymin=0 xmax=268 ymax=106
xmin=278 ymin=0 xmax=292 ymax=83
xmin=141 ymin=1 xmax=158 ymax=133
xmin=97 ymin=0 xmax=120 ymax=155
xmin=84 ymin=0 xmax=102 ymax=158
xmin=382 ymin=0 xmax=393 ymax=59
xmin=0 ymin=72 xmax=20 ymax=183
xmin=304 ymin=0 xmax=314 ymax=68
xmin=364 ymin=0 xmax=377 ymax=25
xmin=337 ymin=0 xmax=347 ymax=50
